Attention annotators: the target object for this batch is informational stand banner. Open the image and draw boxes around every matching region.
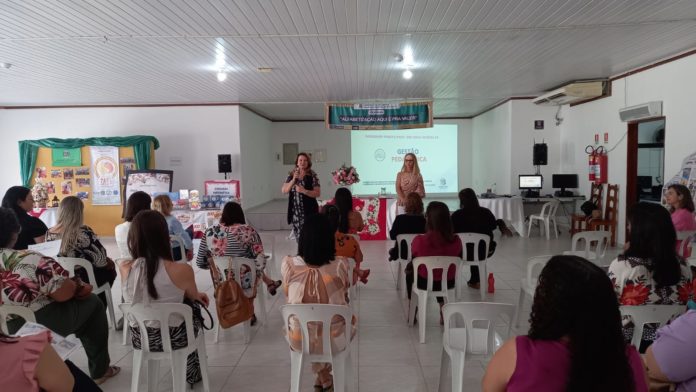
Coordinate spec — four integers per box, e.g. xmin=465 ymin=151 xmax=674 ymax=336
xmin=325 ymin=101 xmax=433 ymax=130
xmin=204 ymin=180 xmax=240 ymax=199
xmin=124 ymin=170 xmax=173 ymax=200
xmin=663 ymin=150 xmax=696 ymax=205
xmin=90 ymin=146 xmax=121 ymax=205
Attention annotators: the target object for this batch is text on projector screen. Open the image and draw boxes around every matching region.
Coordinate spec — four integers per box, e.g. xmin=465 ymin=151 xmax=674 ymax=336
xmin=392 ymin=156 xmax=427 ymax=162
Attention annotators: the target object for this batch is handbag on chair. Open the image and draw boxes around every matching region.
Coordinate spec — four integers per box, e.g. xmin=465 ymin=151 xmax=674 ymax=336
xmin=210 ymin=266 xmax=254 ymax=329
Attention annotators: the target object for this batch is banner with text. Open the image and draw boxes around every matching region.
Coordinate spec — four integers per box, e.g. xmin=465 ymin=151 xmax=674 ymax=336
xmin=325 ymin=101 xmax=433 ymax=130
xmin=51 ymin=148 xmax=82 ymax=167
xmin=90 ymin=146 xmax=121 ymax=205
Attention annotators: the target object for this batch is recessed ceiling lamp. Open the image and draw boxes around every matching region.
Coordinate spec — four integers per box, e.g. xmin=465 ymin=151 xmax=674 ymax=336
xmin=402 ymin=69 xmax=413 ymax=80
xmin=217 ymin=71 xmax=227 ymax=82
xmin=0 ymin=62 xmax=12 ymax=69
xmin=256 ymin=67 xmax=273 ymax=73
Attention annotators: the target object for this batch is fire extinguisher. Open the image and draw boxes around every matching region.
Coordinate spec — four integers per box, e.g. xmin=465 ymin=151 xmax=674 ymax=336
xmin=586 ymin=145 xmax=596 ymax=182
xmin=585 ymin=146 xmax=608 ymax=184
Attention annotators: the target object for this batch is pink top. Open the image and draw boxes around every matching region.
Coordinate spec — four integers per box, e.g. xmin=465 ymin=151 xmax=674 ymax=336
xmin=672 ymin=208 xmax=696 ymax=257
xmin=411 ymin=232 xmax=462 ymax=281
xmin=507 ymin=336 xmax=647 ymax=392
xmin=0 ymin=330 xmax=51 ymax=392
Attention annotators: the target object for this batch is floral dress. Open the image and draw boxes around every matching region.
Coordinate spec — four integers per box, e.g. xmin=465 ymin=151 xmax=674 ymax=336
xmin=286 ymin=170 xmax=320 ymax=239
xmin=608 ymin=255 xmax=692 ymax=343
xmin=0 ymin=249 xmax=69 ymax=312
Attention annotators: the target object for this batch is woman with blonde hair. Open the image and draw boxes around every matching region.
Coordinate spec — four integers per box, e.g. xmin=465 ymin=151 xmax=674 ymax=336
xmin=152 ymin=194 xmax=193 ymax=261
xmin=46 ymin=196 xmax=116 ymax=306
xmin=395 ymin=153 xmax=425 ymax=209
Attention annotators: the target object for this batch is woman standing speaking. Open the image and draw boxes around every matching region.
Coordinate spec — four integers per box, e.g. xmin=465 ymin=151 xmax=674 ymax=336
xmin=282 ymin=152 xmax=321 ymax=240
xmin=395 ymin=153 xmax=425 ymax=212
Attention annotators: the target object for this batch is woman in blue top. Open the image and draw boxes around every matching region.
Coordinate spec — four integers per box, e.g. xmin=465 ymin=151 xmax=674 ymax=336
xmin=153 ymin=194 xmax=193 ymax=261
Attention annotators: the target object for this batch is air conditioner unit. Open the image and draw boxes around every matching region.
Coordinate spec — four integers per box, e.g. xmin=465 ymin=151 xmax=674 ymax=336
xmin=619 ymin=101 xmax=662 ymax=122
xmin=532 ymin=81 xmax=605 ymax=106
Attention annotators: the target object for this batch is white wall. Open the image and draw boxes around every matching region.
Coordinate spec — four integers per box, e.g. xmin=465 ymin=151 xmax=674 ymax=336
xmin=560 ymin=53 xmax=696 ymax=243
xmin=0 ymin=106 xmax=241 ymax=196
xmin=269 ymin=119 xmax=473 ymax=200
xmin=472 ymin=102 xmax=512 ymax=194
xmin=238 ymin=107 xmax=273 ymax=208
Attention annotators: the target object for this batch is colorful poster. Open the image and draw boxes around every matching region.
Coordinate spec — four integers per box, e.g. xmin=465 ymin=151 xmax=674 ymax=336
xmin=90 ymin=146 xmax=121 ymax=205
xmin=52 ymin=148 xmax=82 ymax=167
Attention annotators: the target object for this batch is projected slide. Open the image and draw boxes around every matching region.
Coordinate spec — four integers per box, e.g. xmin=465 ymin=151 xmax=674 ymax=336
xmin=351 ymin=124 xmax=458 ymax=195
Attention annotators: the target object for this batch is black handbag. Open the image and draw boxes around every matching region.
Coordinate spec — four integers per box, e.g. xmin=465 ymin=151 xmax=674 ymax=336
xmin=580 ymin=201 xmax=597 ymax=216
xmin=183 ymin=298 xmax=214 ymax=331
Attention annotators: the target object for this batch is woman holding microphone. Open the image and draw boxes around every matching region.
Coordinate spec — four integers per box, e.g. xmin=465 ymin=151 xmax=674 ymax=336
xmin=282 ymin=152 xmax=321 ymax=241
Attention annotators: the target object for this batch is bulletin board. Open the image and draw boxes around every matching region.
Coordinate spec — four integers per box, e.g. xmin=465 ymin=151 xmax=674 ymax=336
xmin=30 ymin=145 xmax=154 ymax=236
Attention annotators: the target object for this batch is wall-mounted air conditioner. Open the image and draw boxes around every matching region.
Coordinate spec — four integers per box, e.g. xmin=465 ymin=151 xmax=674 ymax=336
xmin=618 ymin=101 xmax=662 ymax=122
xmin=532 ymin=81 xmax=605 ymax=106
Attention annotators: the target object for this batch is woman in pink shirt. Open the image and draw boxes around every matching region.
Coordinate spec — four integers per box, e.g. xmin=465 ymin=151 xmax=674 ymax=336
xmin=410 ymin=201 xmax=462 ymax=324
xmin=665 ymin=184 xmax=696 ymax=256
xmin=483 ymin=255 xmax=648 ymax=391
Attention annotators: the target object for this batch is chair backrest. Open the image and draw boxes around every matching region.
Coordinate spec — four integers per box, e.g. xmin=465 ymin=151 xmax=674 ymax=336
xmin=211 ymin=256 xmax=258 ymax=290
xmin=170 ymin=235 xmax=187 ymax=263
xmin=456 ymin=233 xmax=489 ymax=263
xmin=55 ymin=256 xmax=97 ymax=286
xmin=569 ymin=230 xmax=611 ymax=259
xmin=442 ymin=302 xmax=515 ymax=356
xmin=120 ymin=303 xmax=195 ymax=353
xmin=281 ymin=304 xmax=354 ymax=362
xmin=0 ymin=304 xmax=36 ymax=334
xmin=28 ymin=239 xmax=61 ymax=257
xmin=539 ymin=200 xmax=560 ymax=217
xmin=620 ymin=305 xmax=685 ymax=348
xmin=412 ymin=256 xmax=460 ymax=294
xmin=676 ymin=230 xmax=696 ymax=258
xmin=604 ymin=184 xmax=619 ymax=222
xmin=525 ymin=255 xmax=553 ymax=288
xmin=396 ymin=234 xmax=420 ymax=261
xmin=590 ymin=182 xmax=604 ymax=211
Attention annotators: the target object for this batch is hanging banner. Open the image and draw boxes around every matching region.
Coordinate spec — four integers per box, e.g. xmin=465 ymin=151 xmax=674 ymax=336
xmin=51 ymin=148 xmax=82 ymax=167
xmin=90 ymin=146 xmax=121 ymax=205
xmin=325 ymin=101 xmax=433 ymax=130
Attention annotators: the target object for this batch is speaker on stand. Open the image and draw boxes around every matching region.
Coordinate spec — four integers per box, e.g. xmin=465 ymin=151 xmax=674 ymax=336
xmin=218 ymin=154 xmax=232 ymax=179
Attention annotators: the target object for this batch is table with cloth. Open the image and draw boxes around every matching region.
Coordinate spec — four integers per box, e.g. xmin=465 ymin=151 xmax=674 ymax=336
xmin=478 ymin=196 xmax=527 ymax=237
xmin=320 ymin=196 xmax=388 ymax=240
xmin=31 ymin=207 xmax=58 ymax=228
xmin=171 ymin=209 xmax=222 ymax=238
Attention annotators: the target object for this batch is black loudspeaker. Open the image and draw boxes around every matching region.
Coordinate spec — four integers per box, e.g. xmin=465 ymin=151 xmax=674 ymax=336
xmin=217 ymin=154 xmax=232 ymax=173
xmin=533 ymin=143 xmax=548 ymax=166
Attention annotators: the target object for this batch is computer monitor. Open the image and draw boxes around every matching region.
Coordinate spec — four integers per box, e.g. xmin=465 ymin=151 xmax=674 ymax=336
xmin=552 ymin=174 xmax=579 ymax=196
xmin=519 ymin=175 xmax=543 ymax=197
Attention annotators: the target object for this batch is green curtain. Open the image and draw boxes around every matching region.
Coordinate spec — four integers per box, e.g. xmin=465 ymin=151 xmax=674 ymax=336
xmin=18 ymin=136 xmax=160 ymax=187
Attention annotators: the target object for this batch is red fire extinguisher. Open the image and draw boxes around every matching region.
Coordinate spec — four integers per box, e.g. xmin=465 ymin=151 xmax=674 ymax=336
xmin=585 ymin=146 xmax=608 ymax=184
xmin=586 ymin=146 xmax=596 ymax=182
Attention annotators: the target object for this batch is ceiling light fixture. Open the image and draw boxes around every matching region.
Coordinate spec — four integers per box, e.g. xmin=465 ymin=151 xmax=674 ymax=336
xmin=217 ymin=71 xmax=227 ymax=82
xmin=256 ymin=67 xmax=273 ymax=73
xmin=0 ymin=62 xmax=12 ymax=69
xmin=402 ymin=69 xmax=413 ymax=80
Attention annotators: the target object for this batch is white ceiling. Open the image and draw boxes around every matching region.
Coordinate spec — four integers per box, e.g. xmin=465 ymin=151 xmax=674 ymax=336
xmin=1 ymin=0 xmax=696 ymax=120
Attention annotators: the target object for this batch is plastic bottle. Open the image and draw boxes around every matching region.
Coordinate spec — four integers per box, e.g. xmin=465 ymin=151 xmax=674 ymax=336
xmin=487 ymin=273 xmax=495 ymax=293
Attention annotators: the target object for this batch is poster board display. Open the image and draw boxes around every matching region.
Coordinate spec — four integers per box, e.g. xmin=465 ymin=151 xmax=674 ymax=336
xmin=90 ymin=146 xmax=121 ymax=205
xmin=204 ymin=180 xmax=240 ymax=199
xmin=124 ymin=170 xmax=174 ymax=200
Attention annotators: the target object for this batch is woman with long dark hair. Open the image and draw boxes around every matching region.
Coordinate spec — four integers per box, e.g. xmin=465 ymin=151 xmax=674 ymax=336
xmin=608 ymin=202 xmax=692 ymax=349
xmin=334 ymin=187 xmax=364 ymax=233
xmin=1 ymin=185 xmax=47 ymax=249
xmin=114 ymin=191 xmax=151 ymax=257
xmin=322 ymin=204 xmax=369 ymax=284
xmin=483 ymin=255 xmax=648 ymax=391
xmin=119 ymin=210 xmax=209 ymax=387
xmin=281 ymin=152 xmax=321 ymax=241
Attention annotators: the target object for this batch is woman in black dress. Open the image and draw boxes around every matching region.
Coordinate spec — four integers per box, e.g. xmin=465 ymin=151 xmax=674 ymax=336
xmin=282 ymin=152 xmax=321 ymax=241
xmin=1 ymin=186 xmax=48 ymax=249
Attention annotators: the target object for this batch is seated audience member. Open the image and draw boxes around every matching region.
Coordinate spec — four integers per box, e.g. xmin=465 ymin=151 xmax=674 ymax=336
xmin=0 ymin=207 xmax=119 ymax=385
xmin=282 ymin=214 xmax=354 ymax=392
xmin=323 ymin=204 xmax=369 ymax=284
xmin=665 ymin=184 xmax=696 ymax=257
xmin=483 ymin=255 xmax=648 ymax=391
xmin=119 ymin=210 xmax=209 ymax=387
xmin=334 ymin=187 xmax=364 ymax=233
xmin=114 ymin=191 xmax=151 ymax=258
xmin=409 ymin=201 xmax=462 ymax=323
xmin=196 ymin=201 xmax=281 ymax=299
xmin=388 ymin=192 xmax=426 ymax=261
xmin=1 ymin=186 xmax=47 ymax=249
xmin=46 ymin=196 xmax=117 ymax=306
xmin=451 ymin=188 xmax=497 ymax=290
xmin=152 ymin=194 xmax=193 ymax=261
xmin=608 ymin=202 xmax=692 ymax=351
xmin=645 ymin=310 xmax=696 ymax=391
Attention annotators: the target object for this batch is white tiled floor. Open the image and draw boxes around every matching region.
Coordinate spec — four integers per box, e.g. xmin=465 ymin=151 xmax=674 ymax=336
xmin=81 ymin=229 xmax=621 ymax=392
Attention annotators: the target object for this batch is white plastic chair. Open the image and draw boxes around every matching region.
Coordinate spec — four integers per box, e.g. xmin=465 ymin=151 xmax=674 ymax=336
xmin=620 ymin=305 xmax=685 ymax=349
xmin=170 ymin=235 xmax=187 ymax=264
xmin=345 ymin=257 xmax=357 ymax=302
xmin=211 ymin=256 xmax=265 ymax=343
xmin=119 ymin=303 xmax=210 ymax=392
xmin=455 ymin=233 xmax=490 ymax=301
xmin=515 ymin=255 xmax=552 ymax=327
xmin=259 ymin=233 xmax=277 ymax=280
xmin=676 ymin=230 xmax=696 ymax=258
xmin=408 ymin=256 xmax=461 ymax=344
xmin=0 ymin=304 xmax=36 ymax=334
xmin=562 ymin=230 xmax=610 ymax=263
xmin=55 ymin=257 xmax=117 ymax=329
xmin=281 ymin=304 xmax=355 ymax=392
xmin=395 ymin=234 xmax=419 ymax=295
xmin=527 ymin=200 xmax=560 ymax=239
xmin=438 ymin=302 xmax=515 ymax=392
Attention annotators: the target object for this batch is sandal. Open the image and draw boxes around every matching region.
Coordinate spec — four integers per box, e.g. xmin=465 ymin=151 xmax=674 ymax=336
xmin=358 ymin=269 xmax=371 ymax=284
xmin=267 ymin=280 xmax=282 ymax=296
xmin=93 ymin=365 xmax=121 ymax=385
